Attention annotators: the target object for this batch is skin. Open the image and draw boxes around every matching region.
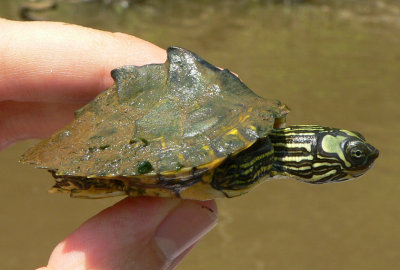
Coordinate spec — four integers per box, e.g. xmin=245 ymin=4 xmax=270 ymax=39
xmin=0 ymin=18 xmax=218 ymax=270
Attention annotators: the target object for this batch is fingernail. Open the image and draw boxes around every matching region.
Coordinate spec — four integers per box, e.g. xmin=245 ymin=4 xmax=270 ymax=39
xmin=154 ymin=200 xmax=217 ymax=260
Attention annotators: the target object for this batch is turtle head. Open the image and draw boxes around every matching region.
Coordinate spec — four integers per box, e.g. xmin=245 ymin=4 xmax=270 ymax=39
xmin=318 ymin=129 xmax=379 ymax=181
xmin=270 ymin=126 xmax=379 ymax=183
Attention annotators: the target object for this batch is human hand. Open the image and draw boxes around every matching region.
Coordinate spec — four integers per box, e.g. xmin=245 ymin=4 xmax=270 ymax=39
xmin=37 ymin=197 xmax=217 ymax=270
xmin=0 ymin=18 xmax=166 ymax=150
xmin=0 ymin=19 xmax=218 ymax=269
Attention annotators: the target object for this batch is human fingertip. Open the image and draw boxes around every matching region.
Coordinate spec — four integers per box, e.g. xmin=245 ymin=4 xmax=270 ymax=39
xmin=167 ymin=241 xmax=198 ymax=270
xmin=196 ymin=199 xmax=218 ymax=215
xmin=154 ymin=200 xmax=218 ymax=262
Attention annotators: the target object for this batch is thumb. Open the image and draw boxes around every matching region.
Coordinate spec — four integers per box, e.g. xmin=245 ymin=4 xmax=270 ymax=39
xmin=40 ymin=197 xmax=217 ymax=270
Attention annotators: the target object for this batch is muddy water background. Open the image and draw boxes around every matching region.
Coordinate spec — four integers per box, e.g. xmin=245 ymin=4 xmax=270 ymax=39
xmin=1 ymin=0 xmax=399 ymax=269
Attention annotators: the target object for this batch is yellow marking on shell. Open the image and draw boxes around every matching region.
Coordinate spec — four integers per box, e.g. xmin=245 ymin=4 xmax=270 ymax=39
xmin=152 ymin=135 xmax=167 ymax=149
xmin=273 ymin=142 xmax=312 ymax=152
xmin=202 ymin=145 xmax=215 ymax=157
xmin=248 ymin=125 xmax=257 ymax=131
xmin=224 ymin=128 xmax=249 ymax=145
xmin=321 ymin=134 xmax=351 ymax=167
xmin=161 ymin=166 xmax=194 ymax=176
xmin=178 ymin=153 xmax=185 ymax=160
xmin=197 ymin=156 xmax=227 ymax=171
xmin=226 ymin=128 xmax=239 ymax=136
xmin=202 ymin=145 xmax=210 ymax=150
xmin=161 ymin=156 xmax=226 ymax=179
xmin=239 ymin=114 xmax=251 ymax=123
xmin=248 ymin=107 xmax=253 ymax=113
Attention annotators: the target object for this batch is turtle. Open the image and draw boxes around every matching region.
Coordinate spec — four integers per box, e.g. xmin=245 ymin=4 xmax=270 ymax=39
xmin=21 ymin=47 xmax=379 ymax=200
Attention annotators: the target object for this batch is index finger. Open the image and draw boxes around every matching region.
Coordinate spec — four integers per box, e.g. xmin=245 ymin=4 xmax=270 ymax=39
xmin=0 ymin=19 xmax=167 ymax=104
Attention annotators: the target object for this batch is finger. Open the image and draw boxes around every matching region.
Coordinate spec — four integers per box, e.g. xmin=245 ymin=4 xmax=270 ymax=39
xmin=0 ymin=101 xmax=83 ymax=149
xmin=167 ymin=242 xmax=198 ymax=270
xmin=0 ymin=18 xmax=167 ymax=104
xmin=45 ymin=197 xmax=217 ymax=270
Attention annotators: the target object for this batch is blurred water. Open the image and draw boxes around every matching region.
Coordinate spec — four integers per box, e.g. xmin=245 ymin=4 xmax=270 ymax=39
xmin=0 ymin=1 xmax=399 ymax=269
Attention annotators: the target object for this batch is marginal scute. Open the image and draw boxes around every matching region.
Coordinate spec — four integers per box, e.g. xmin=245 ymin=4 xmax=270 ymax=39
xmin=218 ymin=69 xmax=260 ymax=97
xmin=112 ymin=64 xmax=167 ymax=103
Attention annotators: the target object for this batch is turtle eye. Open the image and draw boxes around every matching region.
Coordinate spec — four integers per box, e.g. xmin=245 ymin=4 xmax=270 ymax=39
xmin=346 ymin=143 xmax=367 ymax=165
xmin=351 ymin=148 xmax=365 ymax=159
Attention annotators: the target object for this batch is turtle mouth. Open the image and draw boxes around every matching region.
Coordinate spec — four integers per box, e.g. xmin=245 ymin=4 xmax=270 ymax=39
xmin=349 ymin=156 xmax=378 ymax=179
xmin=365 ymin=148 xmax=379 ymax=171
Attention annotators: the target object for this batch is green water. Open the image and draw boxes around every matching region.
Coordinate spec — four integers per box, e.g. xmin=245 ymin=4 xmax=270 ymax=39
xmin=0 ymin=1 xmax=399 ymax=269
